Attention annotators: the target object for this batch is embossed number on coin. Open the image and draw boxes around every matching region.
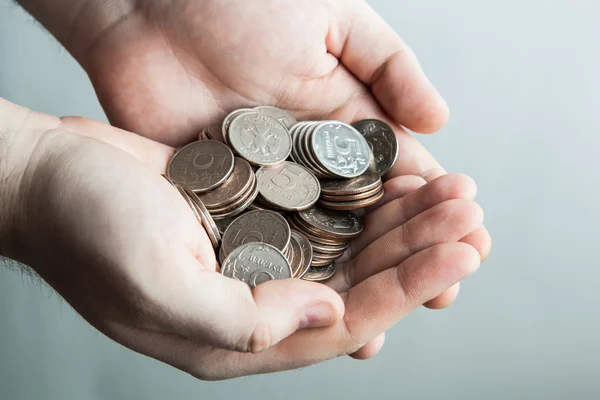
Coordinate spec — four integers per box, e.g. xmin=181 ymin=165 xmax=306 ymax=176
xmin=255 ymin=162 xmax=320 ymax=211
xmin=221 ymin=243 xmax=292 ymax=288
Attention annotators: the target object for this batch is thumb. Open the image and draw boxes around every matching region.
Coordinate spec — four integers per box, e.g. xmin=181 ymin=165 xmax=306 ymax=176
xmin=149 ymin=260 xmax=345 ymax=353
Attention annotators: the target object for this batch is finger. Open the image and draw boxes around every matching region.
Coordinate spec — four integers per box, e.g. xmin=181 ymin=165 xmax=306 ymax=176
xmin=58 ymin=116 xmax=175 ymax=172
xmin=350 ymin=174 xmax=478 ymax=258
xmin=367 ymin=174 xmax=426 ymax=212
xmin=144 ymin=260 xmax=345 ymax=353
xmin=423 ymin=283 xmax=461 ymax=310
xmin=328 ymin=2 xmax=449 ymax=133
xmin=349 ymin=333 xmax=386 ymax=360
xmin=342 ymin=199 xmax=483 ymax=290
xmin=461 ymin=226 xmax=492 ymax=262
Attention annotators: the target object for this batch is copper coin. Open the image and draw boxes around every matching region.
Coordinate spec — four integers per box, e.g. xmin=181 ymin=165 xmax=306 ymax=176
xmin=221 ymin=210 xmax=291 ymax=256
xmin=319 ymin=188 xmax=384 ymax=211
xmin=199 ymin=157 xmax=254 ymax=209
xmin=297 ymin=206 xmax=363 ymax=240
xmin=291 ymin=230 xmax=313 ymax=279
xmin=287 ymin=216 xmax=349 ymax=245
xmin=320 ymin=172 xmax=382 ymax=196
xmin=319 ymin=184 xmax=383 ymax=202
xmin=168 ymin=140 xmax=235 ymax=193
xmin=255 ymin=162 xmax=321 ymax=211
xmin=206 ymin=168 xmax=256 ymax=213
xmin=353 ymin=119 xmax=399 ymax=177
xmin=214 ymin=214 xmax=240 ymax=235
xmin=209 ymin=178 xmax=259 ymax=220
xmin=287 ymin=233 xmax=304 ymax=278
xmin=181 ymin=186 xmax=222 ymax=248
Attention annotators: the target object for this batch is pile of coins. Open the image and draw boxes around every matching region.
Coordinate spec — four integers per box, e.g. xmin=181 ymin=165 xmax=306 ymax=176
xmin=167 ymin=106 xmax=399 ymax=287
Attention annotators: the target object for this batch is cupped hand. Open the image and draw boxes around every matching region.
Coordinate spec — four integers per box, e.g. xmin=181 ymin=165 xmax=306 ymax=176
xmin=3 ymin=98 xmax=485 ymax=380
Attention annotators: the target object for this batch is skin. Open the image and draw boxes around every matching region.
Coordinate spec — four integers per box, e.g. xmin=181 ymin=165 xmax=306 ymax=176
xmin=5 ymin=0 xmax=492 ymax=379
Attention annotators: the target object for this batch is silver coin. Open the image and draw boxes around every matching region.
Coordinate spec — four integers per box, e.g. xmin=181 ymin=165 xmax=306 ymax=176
xmin=310 ymin=122 xmax=370 ymax=178
xmin=254 ymin=106 xmax=298 ymax=130
xmin=353 ymin=119 xmax=399 ymax=177
xmin=221 ymin=243 xmax=292 ymax=288
xmin=255 ymin=162 xmax=321 ymax=211
xmin=222 ymin=109 xmax=253 ymax=145
xmin=297 ymin=206 xmax=363 ymax=239
xmin=228 ymin=111 xmax=292 ymax=167
xmin=302 ymin=263 xmax=336 ymax=282
xmin=221 ymin=210 xmax=291 ymax=256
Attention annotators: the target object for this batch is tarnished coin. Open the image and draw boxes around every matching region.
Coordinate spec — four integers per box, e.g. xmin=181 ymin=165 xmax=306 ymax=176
xmin=319 ymin=188 xmax=384 ymax=211
xmin=297 ymin=206 xmax=363 ymax=239
xmin=353 ymin=119 xmax=399 ymax=177
xmin=302 ymin=263 xmax=336 ymax=282
xmin=291 ymin=231 xmax=313 ymax=279
xmin=320 ymin=172 xmax=382 ymax=196
xmin=255 ymin=162 xmax=321 ymax=211
xmin=168 ymin=140 xmax=235 ymax=193
xmin=228 ymin=111 xmax=292 ymax=167
xmin=310 ymin=122 xmax=370 ymax=178
xmin=221 ymin=243 xmax=292 ymax=288
xmin=255 ymin=106 xmax=298 ymax=130
xmin=221 ymin=210 xmax=291 ymax=256
xmin=199 ymin=157 xmax=254 ymax=209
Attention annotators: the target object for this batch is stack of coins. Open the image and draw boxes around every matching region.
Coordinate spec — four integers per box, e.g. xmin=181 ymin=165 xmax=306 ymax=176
xmin=288 ymin=206 xmax=363 ymax=270
xmin=166 ymin=106 xmax=399 ymax=288
xmin=318 ymin=172 xmax=384 ymax=211
xmin=162 ymin=175 xmax=222 ymax=249
xmin=290 ymin=121 xmax=371 ymax=179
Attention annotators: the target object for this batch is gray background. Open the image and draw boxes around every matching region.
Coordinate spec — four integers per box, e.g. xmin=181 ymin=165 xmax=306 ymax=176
xmin=1 ymin=0 xmax=598 ymax=399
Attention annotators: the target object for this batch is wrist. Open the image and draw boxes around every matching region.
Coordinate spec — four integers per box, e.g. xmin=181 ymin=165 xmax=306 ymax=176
xmin=17 ymin=0 xmax=137 ymax=64
xmin=0 ymin=98 xmax=61 ymax=262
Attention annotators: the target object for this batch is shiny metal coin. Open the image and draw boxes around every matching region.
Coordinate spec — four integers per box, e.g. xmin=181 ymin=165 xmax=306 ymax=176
xmin=310 ymin=122 xmax=370 ymax=178
xmin=302 ymin=263 xmax=336 ymax=282
xmin=320 ymin=172 xmax=382 ymax=196
xmin=221 ymin=243 xmax=292 ymax=289
xmin=199 ymin=157 xmax=254 ymax=209
xmin=254 ymin=106 xmax=298 ymax=130
xmin=353 ymin=119 xmax=399 ymax=177
xmin=221 ymin=210 xmax=291 ymax=256
xmin=222 ymin=108 xmax=253 ymax=145
xmin=291 ymin=230 xmax=313 ymax=279
xmin=177 ymin=185 xmax=221 ymax=249
xmin=287 ymin=216 xmax=350 ymax=245
xmin=168 ymin=140 xmax=235 ymax=193
xmin=319 ymin=185 xmax=383 ymax=202
xmin=255 ymin=162 xmax=320 ymax=211
xmin=319 ymin=188 xmax=384 ymax=211
xmin=228 ymin=111 xmax=292 ymax=167
xmin=310 ymin=241 xmax=349 ymax=255
xmin=297 ymin=206 xmax=363 ymax=239
xmin=287 ymin=233 xmax=303 ymax=278
xmin=208 ymin=173 xmax=258 ymax=218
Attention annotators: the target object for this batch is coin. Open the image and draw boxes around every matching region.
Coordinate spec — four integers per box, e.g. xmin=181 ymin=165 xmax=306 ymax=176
xmin=320 ymin=172 xmax=382 ymax=196
xmin=181 ymin=186 xmax=222 ymax=249
xmin=287 ymin=216 xmax=350 ymax=245
xmin=168 ymin=140 xmax=235 ymax=193
xmin=255 ymin=162 xmax=321 ymax=211
xmin=310 ymin=122 xmax=370 ymax=178
xmin=221 ymin=210 xmax=291 ymax=256
xmin=254 ymin=106 xmax=298 ymax=130
xmin=318 ymin=188 xmax=384 ymax=211
xmin=302 ymin=263 xmax=336 ymax=282
xmin=291 ymin=231 xmax=313 ymax=279
xmin=214 ymin=214 xmax=239 ymax=234
xmin=297 ymin=206 xmax=363 ymax=239
xmin=207 ymin=174 xmax=258 ymax=218
xmin=221 ymin=243 xmax=292 ymax=288
xmin=199 ymin=157 xmax=254 ymax=209
xmin=228 ymin=111 xmax=292 ymax=167
xmin=222 ymin=108 xmax=253 ymax=145
xmin=319 ymin=185 xmax=382 ymax=202
xmin=287 ymin=233 xmax=304 ymax=278
xmin=353 ymin=119 xmax=399 ymax=177
xmin=309 ymin=241 xmax=349 ymax=255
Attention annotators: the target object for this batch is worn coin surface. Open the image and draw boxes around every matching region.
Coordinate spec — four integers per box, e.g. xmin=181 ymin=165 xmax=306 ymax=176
xmin=319 ymin=185 xmax=382 ymax=202
xmin=228 ymin=111 xmax=292 ymax=166
xmin=255 ymin=106 xmax=298 ymax=130
xmin=319 ymin=188 xmax=384 ymax=211
xmin=353 ymin=119 xmax=399 ymax=177
xmin=199 ymin=157 xmax=254 ymax=209
xmin=168 ymin=140 xmax=235 ymax=193
xmin=255 ymin=162 xmax=321 ymax=211
xmin=221 ymin=210 xmax=291 ymax=256
xmin=287 ymin=233 xmax=304 ymax=278
xmin=297 ymin=206 xmax=363 ymax=239
xmin=291 ymin=230 xmax=313 ymax=279
xmin=302 ymin=263 xmax=336 ymax=282
xmin=221 ymin=243 xmax=292 ymax=288
xmin=310 ymin=122 xmax=370 ymax=178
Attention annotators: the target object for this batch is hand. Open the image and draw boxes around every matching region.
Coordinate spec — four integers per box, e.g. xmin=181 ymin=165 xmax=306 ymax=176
xmin=1 ymin=98 xmax=484 ymax=379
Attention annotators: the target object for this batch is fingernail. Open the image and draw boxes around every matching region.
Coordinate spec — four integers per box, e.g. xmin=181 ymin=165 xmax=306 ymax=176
xmin=299 ymin=304 xmax=335 ymax=330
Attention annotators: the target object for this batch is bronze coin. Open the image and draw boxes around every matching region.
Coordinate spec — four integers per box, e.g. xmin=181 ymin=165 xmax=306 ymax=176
xmin=209 ymin=178 xmax=259 ymax=220
xmin=181 ymin=186 xmax=222 ymax=249
xmin=320 ymin=172 xmax=382 ymax=196
xmin=319 ymin=184 xmax=383 ymax=202
xmin=297 ymin=206 xmax=363 ymax=240
xmin=168 ymin=140 xmax=235 ymax=193
xmin=291 ymin=230 xmax=313 ymax=279
xmin=206 ymin=171 xmax=257 ymax=215
xmin=319 ymin=188 xmax=384 ymax=211
xmin=199 ymin=157 xmax=254 ymax=208
xmin=221 ymin=210 xmax=291 ymax=256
